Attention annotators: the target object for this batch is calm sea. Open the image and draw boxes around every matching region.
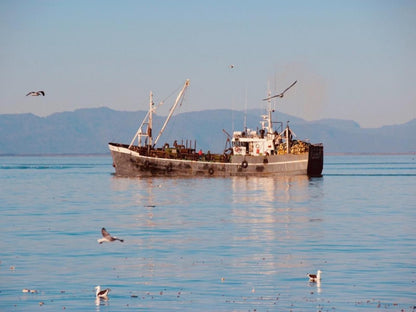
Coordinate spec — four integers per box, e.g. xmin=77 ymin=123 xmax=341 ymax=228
xmin=0 ymin=155 xmax=415 ymax=311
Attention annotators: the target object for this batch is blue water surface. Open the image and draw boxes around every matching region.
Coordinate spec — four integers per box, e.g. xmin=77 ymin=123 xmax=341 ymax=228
xmin=0 ymin=154 xmax=415 ymax=311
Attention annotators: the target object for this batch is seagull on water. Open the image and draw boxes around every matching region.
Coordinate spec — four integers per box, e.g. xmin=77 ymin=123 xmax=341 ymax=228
xmin=95 ymin=285 xmax=110 ymax=299
xmin=22 ymin=288 xmax=37 ymax=293
xmin=26 ymin=91 xmax=45 ymax=96
xmin=307 ymin=270 xmax=322 ymax=282
xmin=97 ymin=227 xmax=124 ymax=244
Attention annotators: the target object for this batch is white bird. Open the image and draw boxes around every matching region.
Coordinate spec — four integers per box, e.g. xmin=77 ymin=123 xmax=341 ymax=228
xmin=262 ymin=80 xmax=297 ymax=101
xmin=97 ymin=227 xmax=124 ymax=244
xmin=95 ymin=285 xmax=110 ymax=299
xmin=307 ymin=270 xmax=322 ymax=282
xmin=26 ymin=91 xmax=45 ymax=96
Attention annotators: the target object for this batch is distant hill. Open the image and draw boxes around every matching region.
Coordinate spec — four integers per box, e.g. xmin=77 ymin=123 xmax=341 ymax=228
xmin=0 ymin=107 xmax=415 ymax=155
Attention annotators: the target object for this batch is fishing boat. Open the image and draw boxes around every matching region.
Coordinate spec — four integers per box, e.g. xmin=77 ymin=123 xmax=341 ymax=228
xmin=108 ymin=79 xmax=323 ymax=177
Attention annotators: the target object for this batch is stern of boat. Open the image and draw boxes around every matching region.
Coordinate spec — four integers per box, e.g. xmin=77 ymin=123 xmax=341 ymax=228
xmin=307 ymin=144 xmax=323 ymax=177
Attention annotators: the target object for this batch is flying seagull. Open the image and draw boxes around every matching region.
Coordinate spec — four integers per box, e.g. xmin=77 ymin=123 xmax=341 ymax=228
xmin=307 ymin=270 xmax=322 ymax=283
xmin=262 ymin=80 xmax=297 ymax=101
xmin=95 ymin=285 xmax=110 ymax=299
xmin=97 ymin=227 xmax=124 ymax=244
xmin=26 ymin=91 xmax=45 ymax=96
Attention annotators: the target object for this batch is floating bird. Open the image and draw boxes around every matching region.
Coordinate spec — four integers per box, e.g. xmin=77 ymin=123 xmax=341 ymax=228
xmin=97 ymin=227 xmax=124 ymax=244
xmin=26 ymin=91 xmax=45 ymax=96
xmin=95 ymin=285 xmax=110 ymax=299
xmin=307 ymin=270 xmax=322 ymax=282
xmin=262 ymin=80 xmax=297 ymax=101
xmin=229 ymin=64 xmax=235 ymax=69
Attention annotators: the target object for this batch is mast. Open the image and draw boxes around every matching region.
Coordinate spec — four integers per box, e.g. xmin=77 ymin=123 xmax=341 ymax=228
xmin=266 ymin=94 xmax=274 ymax=134
xmin=286 ymin=122 xmax=290 ymax=154
xmin=153 ymin=79 xmax=190 ymax=146
xmin=128 ymin=91 xmax=154 ymax=149
xmin=266 ymin=82 xmax=273 ymax=134
xmin=147 ymin=91 xmax=153 ymax=147
xmin=128 ymin=80 xmax=189 ymax=150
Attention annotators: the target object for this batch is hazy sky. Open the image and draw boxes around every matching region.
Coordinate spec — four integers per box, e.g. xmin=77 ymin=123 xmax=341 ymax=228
xmin=1 ymin=0 xmax=415 ymax=128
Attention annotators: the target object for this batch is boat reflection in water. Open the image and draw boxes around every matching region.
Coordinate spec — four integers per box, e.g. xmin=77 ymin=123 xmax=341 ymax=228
xmin=109 ymin=174 xmax=324 ymax=277
xmin=231 ymin=175 xmax=312 ymax=204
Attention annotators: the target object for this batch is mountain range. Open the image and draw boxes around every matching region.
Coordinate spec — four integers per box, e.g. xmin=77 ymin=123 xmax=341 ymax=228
xmin=0 ymin=107 xmax=415 ymax=155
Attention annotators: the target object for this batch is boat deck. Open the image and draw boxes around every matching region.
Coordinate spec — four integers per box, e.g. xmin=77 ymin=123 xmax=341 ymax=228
xmin=110 ymin=143 xmax=231 ymax=163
